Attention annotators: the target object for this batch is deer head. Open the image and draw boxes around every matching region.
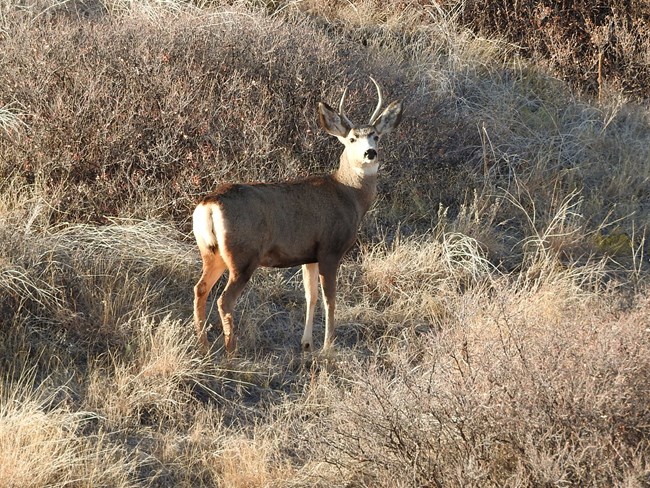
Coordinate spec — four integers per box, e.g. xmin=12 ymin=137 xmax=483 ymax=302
xmin=318 ymin=77 xmax=403 ymax=179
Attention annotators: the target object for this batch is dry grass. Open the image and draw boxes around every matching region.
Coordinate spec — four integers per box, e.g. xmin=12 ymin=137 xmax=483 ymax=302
xmin=0 ymin=367 xmax=138 ymax=487
xmin=0 ymin=0 xmax=648 ymax=486
xmin=303 ymin=282 xmax=650 ymax=486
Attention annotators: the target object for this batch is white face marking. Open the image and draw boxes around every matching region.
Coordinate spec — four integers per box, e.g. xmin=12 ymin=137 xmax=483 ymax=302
xmin=340 ymin=127 xmax=381 ymax=176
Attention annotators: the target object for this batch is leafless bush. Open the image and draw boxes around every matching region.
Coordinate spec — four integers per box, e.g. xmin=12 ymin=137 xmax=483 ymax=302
xmin=0 ymin=1 xmax=463 ymax=231
xmin=458 ymin=0 xmax=650 ymax=99
xmin=305 ymin=280 xmax=650 ymax=487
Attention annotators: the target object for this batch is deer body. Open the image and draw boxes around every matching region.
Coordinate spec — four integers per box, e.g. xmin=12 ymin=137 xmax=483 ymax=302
xmin=193 ymin=79 xmax=402 ymax=354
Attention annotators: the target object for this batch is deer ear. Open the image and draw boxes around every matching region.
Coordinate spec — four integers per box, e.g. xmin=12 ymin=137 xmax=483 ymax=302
xmin=318 ymin=102 xmax=351 ymax=138
xmin=373 ymin=100 xmax=403 ymax=135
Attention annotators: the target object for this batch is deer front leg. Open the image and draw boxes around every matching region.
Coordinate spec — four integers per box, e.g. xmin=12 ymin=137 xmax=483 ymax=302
xmin=319 ymin=260 xmax=340 ymax=351
xmin=301 ymin=263 xmax=319 ymax=352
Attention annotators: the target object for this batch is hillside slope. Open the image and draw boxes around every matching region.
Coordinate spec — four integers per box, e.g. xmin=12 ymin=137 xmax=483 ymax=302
xmin=0 ymin=1 xmax=648 ymax=486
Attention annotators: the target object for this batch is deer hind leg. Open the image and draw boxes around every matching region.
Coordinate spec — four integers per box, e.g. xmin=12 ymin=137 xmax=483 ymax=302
xmin=193 ymin=251 xmax=227 ymax=353
xmin=319 ymin=259 xmax=340 ymax=351
xmin=217 ymin=264 xmax=255 ymax=355
xmin=301 ymin=263 xmax=319 ymax=352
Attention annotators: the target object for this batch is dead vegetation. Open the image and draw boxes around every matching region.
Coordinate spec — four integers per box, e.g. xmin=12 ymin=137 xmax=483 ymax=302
xmin=0 ymin=0 xmax=649 ymax=486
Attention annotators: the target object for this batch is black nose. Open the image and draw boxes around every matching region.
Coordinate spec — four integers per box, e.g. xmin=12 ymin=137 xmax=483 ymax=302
xmin=365 ymin=149 xmax=377 ymax=160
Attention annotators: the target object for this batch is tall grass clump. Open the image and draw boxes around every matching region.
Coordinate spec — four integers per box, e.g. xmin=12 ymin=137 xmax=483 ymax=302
xmin=0 ymin=216 xmax=197 ymax=362
xmin=0 ymin=368 xmax=138 ymax=487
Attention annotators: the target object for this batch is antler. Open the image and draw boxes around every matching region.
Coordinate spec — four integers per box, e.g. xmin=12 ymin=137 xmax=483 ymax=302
xmin=368 ymin=76 xmax=383 ymax=125
xmin=338 ymin=77 xmax=384 ymax=126
xmin=338 ymin=86 xmax=353 ymax=128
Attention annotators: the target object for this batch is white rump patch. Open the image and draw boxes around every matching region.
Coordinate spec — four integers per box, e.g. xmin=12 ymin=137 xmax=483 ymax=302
xmin=192 ymin=203 xmax=221 ymax=254
xmin=212 ymin=205 xmax=228 ymax=251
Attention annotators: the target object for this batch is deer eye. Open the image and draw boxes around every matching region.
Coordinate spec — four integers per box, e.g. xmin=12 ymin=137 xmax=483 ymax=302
xmin=373 ymin=135 xmax=379 ymax=141
xmin=349 ymin=137 xmax=356 ymax=143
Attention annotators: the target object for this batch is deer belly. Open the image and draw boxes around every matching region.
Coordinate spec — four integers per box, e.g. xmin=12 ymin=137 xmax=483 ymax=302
xmin=259 ymin=246 xmax=318 ymax=268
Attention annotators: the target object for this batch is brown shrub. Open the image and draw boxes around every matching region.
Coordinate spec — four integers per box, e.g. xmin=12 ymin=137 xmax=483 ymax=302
xmin=303 ymin=281 xmax=650 ymax=487
xmin=0 ymin=2 xmax=478 ymax=232
xmin=458 ymin=0 xmax=650 ymax=99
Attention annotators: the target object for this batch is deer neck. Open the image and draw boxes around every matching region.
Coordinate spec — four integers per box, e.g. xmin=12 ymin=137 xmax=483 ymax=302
xmin=333 ymin=151 xmax=378 ymax=214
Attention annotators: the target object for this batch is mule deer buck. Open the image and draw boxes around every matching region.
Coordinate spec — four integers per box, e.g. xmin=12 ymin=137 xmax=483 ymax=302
xmin=192 ymin=78 xmax=402 ymax=354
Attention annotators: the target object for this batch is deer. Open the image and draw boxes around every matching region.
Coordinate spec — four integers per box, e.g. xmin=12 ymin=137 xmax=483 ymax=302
xmin=192 ymin=77 xmax=403 ymax=354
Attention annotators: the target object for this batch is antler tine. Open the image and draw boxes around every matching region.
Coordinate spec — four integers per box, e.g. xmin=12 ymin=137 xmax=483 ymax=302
xmin=368 ymin=76 xmax=383 ymax=125
xmin=338 ymin=85 xmax=354 ymax=128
